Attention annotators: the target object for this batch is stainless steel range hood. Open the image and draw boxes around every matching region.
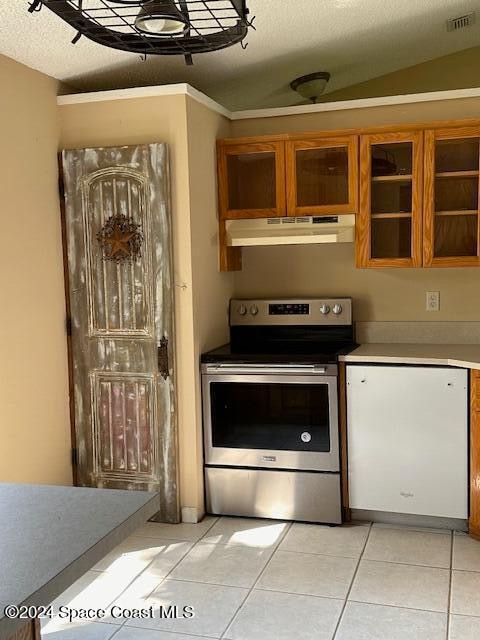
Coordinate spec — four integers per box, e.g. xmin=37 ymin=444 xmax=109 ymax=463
xmin=226 ymin=215 xmax=355 ymax=247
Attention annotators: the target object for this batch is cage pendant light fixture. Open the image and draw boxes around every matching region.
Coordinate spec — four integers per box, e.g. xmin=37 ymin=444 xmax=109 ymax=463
xmin=135 ymin=1 xmax=189 ymax=36
xmin=28 ymin=0 xmax=253 ymax=64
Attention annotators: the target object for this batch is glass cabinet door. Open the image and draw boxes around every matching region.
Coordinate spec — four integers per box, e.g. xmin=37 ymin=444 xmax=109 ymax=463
xmin=218 ymin=141 xmax=286 ymax=219
xmin=424 ymin=128 xmax=480 ymax=266
xmin=356 ymin=131 xmax=423 ymax=268
xmin=286 ymin=136 xmax=358 ymax=215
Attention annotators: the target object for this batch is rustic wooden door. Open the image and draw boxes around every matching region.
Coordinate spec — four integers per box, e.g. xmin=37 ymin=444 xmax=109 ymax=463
xmin=61 ymin=144 xmax=178 ymax=523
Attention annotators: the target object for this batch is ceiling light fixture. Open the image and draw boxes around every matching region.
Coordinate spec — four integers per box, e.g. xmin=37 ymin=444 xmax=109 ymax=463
xmin=135 ymin=1 xmax=188 ymax=37
xmin=290 ymin=72 xmax=331 ymax=103
xmin=28 ymin=0 xmax=254 ymax=65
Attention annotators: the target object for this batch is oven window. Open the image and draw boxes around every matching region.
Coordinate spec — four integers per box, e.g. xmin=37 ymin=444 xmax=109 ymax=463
xmin=210 ymin=382 xmax=331 ymax=452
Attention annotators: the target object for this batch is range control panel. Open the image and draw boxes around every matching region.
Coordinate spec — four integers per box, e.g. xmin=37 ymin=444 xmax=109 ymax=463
xmin=230 ymin=298 xmax=352 ymax=326
xmin=269 ymin=303 xmax=310 ymax=315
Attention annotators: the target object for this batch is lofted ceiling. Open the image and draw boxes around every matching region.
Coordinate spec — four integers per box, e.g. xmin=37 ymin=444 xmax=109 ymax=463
xmin=1 ymin=1 xmax=480 ymax=109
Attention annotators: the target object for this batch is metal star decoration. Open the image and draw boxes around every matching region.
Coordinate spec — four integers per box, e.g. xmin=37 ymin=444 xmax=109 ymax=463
xmin=97 ymin=214 xmax=143 ymax=263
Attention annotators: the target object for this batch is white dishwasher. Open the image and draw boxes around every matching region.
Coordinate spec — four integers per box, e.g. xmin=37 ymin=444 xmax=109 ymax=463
xmin=347 ymin=365 xmax=468 ymax=519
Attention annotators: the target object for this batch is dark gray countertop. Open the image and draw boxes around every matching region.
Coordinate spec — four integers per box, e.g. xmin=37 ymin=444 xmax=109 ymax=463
xmin=0 ymin=483 xmax=159 ymax=640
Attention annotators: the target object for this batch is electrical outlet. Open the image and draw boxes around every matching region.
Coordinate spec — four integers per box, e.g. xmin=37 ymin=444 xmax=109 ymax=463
xmin=426 ymin=291 xmax=440 ymax=312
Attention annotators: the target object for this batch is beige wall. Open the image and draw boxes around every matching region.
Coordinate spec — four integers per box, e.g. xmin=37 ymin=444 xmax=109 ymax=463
xmin=0 ymin=55 xmax=71 ymax=484
xmin=59 ymin=95 xmax=231 ymax=517
xmin=231 ymin=97 xmax=480 ymax=322
xmin=321 ymin=45 xmax=480 ymax=103
xmin=234 ymin=244 xmax=480 ymax=321
xmin=230 ymin=96 xmax=480 ymax=138
xmin=185 ymin=97 xmax=233 ymax=513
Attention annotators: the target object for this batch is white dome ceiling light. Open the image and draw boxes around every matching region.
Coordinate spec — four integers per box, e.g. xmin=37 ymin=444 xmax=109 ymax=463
xmin=290 ymin=72 xmax=331 ymax=103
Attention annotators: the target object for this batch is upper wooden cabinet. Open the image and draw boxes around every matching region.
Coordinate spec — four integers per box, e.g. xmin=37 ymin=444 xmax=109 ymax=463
xmin=218 ymin=141 xmax=286 ymax=219
xmin=217 ymin=120 xmax=480 ymax=271
xmin=217 ymin=135 xmax=359 ymax=222
xmin=424 ymin=126 xmax=480 ymax=267
xmin=286 ymin=136 xmax=358 ymax=216
xmin=356 ymin=131 xmax=423 ymax=268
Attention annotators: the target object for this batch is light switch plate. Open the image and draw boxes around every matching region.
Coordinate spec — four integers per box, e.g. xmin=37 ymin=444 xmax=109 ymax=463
xmin=426 ymin=291 xmax=440 ymax=312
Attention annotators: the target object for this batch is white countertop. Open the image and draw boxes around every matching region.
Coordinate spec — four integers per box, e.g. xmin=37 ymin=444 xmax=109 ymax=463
xmin=0 ymin=484 xmax=159 ymax=640
xmin=340 ymin=343 xmax=480 ymax=369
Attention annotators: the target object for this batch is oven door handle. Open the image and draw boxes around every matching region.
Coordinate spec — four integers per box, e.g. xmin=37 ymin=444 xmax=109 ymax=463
xmin=204 ymin=363 xmax=328 ymax=375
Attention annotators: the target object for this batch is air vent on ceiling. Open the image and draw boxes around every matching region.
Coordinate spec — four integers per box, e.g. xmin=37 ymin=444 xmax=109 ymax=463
xmin=447 ymin=12 xmax=475 ymax=32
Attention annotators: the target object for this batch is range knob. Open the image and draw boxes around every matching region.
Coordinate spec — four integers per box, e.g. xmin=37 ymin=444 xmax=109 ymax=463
xmin=332 ymin=304 xmax=343 ymax=315
xmin=238 ymin=304 xmax=247 ymax=316
xmin=319 ymin=304 xmax=330 ymax=315
xmin=250 ymin=304 xmax=259 ymax=316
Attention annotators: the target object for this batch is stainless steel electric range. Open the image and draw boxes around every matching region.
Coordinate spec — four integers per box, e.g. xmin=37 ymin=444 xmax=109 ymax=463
xmin=201 ymin=298 xmax=356 ymax=524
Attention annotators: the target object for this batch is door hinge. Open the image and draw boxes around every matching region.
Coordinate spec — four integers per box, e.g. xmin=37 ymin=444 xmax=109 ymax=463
xmin=66 ymin=316 xmax=72 ymax=336
xmin=71 ymin=447 xmax=78 ymax=467
xmin=158 ymin=337 xmax=169 ymax=380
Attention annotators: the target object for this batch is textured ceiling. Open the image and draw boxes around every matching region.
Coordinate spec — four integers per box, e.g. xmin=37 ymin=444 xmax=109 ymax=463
xmin=1 ymin=0 xmax=480 ymax=108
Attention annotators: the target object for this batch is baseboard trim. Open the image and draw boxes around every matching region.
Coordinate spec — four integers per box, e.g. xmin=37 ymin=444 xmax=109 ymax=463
xmin=352 ymin=509 xmax=468 ymax=532
xmin=181 ymin=506 xmax=204 ymax=524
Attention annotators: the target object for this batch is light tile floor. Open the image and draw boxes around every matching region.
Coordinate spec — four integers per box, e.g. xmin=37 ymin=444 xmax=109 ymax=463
xmin=40 ymin=517 xmax=480 ymax=640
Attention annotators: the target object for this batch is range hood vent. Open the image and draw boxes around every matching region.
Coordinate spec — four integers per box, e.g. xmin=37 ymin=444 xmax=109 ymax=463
xmin=226 ymin=215 xmax=355 ymax=247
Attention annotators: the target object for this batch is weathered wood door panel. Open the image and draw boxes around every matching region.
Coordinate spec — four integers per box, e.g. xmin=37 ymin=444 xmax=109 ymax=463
xmin=62 ymin=144 xmax=178 ymax=523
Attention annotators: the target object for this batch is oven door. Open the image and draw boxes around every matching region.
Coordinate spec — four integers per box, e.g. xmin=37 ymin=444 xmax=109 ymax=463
xmin=202 ymin=364 xmax=339 ymax=472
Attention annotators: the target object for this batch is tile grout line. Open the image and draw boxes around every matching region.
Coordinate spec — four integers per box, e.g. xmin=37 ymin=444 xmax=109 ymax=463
xmin=120 ymin=619 xmax=218 ymax=639
xmin=100 ymin=516 xmax=221 ymax=633
xmin=339 ymin=556 xmax=453 ymax=570
xmin=446 ymin=529 xmax=454 ymax=640
xmin=116 ymin=516 xmax=292 ymax=638
xmin=190 ymin=515 xmax=221 ymax=544
xmin=150 ymin=577 xmax=451 ymax=615
xmin=124 ymin=516 xmax=289 ymax=639
xmin=161 ymin=577 xmax=348 ymax=599
xmin=133 ymin=515 xmax=222 ymax=594
xmin=107 ymin=624 xmax=124 ymax=640
xmin=140 ymin=515 xmax=221 ymax=583
xmin=345 ymin=598 xmax=449 ymax=615
xmin=332 ymin=522 xmax=374 ymax=640
xmin=219 ymin=520 xmax=293 ymax=640
xmin=269 ymin=549 xmax=454 ymax=569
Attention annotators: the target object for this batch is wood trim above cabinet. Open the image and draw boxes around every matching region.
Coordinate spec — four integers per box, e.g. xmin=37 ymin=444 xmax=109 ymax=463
xmin=356 ymin=130 xmax=423 ymax=268
xmin=285 ymin=135 xmax=359 ymax=217
xmin=217 ymin=140 xmax=286 ymax=220
xmin=423 ymin=126 xmax=480 ymax=267
xmin=219 ymin=118 xmax=480 ymax=147
xmin=219 ymin=219 xmax=242 ymax=271
xmin=470 ymin=370 xmax=480 ymax=540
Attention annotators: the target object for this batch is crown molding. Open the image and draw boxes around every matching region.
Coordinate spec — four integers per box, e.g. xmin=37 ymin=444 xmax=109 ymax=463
xmin=58 ymin=83 xmax=480 ymax=121
xmin=57 ymin=83 xmax=231 ymax=118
